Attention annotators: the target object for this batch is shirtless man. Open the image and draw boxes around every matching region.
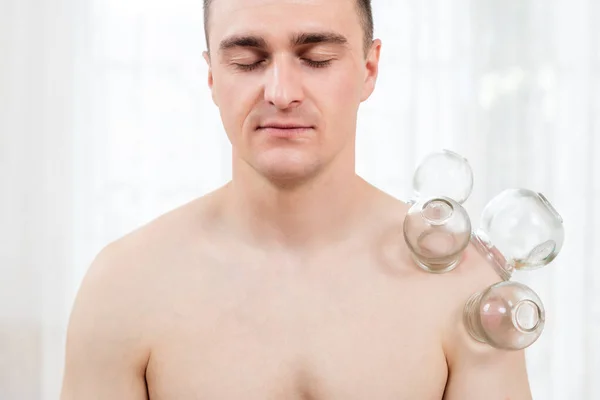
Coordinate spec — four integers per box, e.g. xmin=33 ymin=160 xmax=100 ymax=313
xmin=60 ymin=0 xmax=533 ymax=398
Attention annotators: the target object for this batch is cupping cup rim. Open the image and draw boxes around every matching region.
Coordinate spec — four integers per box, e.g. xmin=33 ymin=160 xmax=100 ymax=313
xmin=463 ymin=280 xmax=546 ymax=350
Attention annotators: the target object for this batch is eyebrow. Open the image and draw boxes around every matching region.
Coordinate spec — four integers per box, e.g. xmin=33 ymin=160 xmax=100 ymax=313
xmin=218 ymin=31 xmax=349 ymax=53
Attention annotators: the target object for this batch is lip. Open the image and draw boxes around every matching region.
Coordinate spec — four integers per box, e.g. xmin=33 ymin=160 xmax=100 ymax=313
xmin=258 ymin=122 xmax=313 ymax=129
xmin=257 ymin=126 xmax=313 ymax=138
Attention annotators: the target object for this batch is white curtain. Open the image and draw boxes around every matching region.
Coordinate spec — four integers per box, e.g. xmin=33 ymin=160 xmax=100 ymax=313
xmin=1 ymin=0 xmax=599 ymax=399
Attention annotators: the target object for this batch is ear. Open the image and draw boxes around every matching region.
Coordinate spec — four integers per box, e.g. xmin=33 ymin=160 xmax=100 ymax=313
xmin=202 ymin=50 xmax=217 ymax=105
xmin=361 ymin=39 xmax=382 ymax=102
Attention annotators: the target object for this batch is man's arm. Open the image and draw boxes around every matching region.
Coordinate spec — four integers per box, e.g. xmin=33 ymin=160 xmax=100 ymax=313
xmin=442 ymin=245 xmax=534 ymax=400
xmin=443 ymin=341 xmax=532 ymax=399
xmin=61 ymin=244 xmax=150 ymax=399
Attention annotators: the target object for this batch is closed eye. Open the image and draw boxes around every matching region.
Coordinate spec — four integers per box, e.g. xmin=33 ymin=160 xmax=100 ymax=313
xmin=303 ymin=59 xmax=332 ymax=68
xmin=233 ymin=58 xmax=333 ymax=72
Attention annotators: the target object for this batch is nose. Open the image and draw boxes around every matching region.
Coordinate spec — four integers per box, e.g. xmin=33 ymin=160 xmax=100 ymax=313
xmin=263 ymin=55 xmax=304 ymax=109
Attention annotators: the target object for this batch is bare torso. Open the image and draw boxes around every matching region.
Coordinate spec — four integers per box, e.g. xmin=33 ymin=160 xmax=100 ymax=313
xmin=91 ymin=185 xmax=506 ymax=400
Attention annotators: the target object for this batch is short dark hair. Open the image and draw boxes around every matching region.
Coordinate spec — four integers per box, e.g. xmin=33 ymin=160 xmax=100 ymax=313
xmin=203 ymin=0 xmax=374 ymax=57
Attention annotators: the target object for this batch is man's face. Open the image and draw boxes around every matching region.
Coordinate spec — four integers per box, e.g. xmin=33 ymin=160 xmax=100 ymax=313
xmin=203 ymin=0 xmax=381 ymax=183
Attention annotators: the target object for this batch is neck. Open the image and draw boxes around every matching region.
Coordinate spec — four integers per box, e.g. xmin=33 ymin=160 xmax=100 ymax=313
xmin=220 ymin=155 xmax=375 ymax=253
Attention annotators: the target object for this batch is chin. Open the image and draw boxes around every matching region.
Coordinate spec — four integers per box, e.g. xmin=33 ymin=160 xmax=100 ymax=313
xmin=253 ymin=151 xmax=321 ymax=183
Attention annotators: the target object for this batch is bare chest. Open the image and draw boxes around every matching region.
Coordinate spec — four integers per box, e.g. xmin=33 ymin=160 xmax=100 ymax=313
xmin=145 ymin=253 xmax=449 ymax=400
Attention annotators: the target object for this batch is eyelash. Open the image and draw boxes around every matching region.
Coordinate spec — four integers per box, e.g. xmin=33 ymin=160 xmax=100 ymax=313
xmin=234 ymin=59 xmax=332 ymax=72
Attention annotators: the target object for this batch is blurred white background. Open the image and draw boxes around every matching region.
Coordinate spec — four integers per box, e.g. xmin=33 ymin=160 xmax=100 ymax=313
xmin=1 ymin=0 xmax=599 ymax=398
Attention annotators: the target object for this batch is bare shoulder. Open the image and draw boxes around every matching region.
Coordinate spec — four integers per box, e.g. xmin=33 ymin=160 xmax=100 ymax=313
xmin=371 ymin=186 xmax=531 ymax=398
xmin=77 ymin=187 xmax=220 ymax=290
xmin=366 ymin=186 xmax=504 ymax=314
xmin=72 ymin=185 xmax=225 ymax=310
xmin=369 ymin=185 xmax=505 ymax=330
xmin=62 ymin=189 xmax=224 ymax=395
xmin=372 ymin=188 xmax=508 ymax=344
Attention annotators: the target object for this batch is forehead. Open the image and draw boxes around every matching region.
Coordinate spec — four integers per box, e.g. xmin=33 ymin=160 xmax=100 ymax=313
xmin=208 ymin=0 xmax=360 ymax=47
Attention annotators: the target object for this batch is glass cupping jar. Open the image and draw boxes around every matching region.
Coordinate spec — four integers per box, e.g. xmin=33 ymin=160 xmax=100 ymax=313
xmin=404 ymin=150 xmax=474 ymax=273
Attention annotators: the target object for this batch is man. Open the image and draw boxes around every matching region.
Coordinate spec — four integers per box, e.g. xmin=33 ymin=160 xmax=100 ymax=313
xmin=60 ymin=0 xmax=533 ymax=398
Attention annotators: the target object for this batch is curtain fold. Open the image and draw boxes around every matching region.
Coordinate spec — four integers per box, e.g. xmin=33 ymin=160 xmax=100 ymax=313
xmin=1 ymin=0 xmax=79 ymax=399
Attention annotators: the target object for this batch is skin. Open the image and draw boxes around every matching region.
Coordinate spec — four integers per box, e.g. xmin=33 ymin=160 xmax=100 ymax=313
xmin=60 ymin=0 xmax=533 ymax=399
